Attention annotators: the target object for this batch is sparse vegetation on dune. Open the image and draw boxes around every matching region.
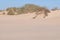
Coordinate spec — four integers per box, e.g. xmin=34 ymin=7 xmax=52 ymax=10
xmin=6 ymin=4 xmax=50 ymax=14
xmin=7 ymin=9 xmax=15 ymax=15
xmin=51 ymin=7 xmax=60 ymax=11
xmin=0 ymin=4 xmax=51 ymax=19
xmin=6 ymin=7 xmax=17 ymax=15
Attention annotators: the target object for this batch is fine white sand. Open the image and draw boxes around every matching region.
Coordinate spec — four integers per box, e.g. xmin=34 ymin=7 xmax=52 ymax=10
xmin=0 ymin=10 xmax=60 ymax=40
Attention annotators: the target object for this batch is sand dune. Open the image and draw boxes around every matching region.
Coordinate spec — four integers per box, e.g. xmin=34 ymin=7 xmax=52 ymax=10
xmin=0 ymin=10 xmax=60 ymax=40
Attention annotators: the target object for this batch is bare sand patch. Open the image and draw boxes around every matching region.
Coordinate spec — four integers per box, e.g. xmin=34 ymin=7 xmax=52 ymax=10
xmin=0 ymin=10 xmax=60 ymax=40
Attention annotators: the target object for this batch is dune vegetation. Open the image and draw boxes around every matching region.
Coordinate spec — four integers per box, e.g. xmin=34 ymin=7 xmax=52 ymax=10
xmin=1 ymin=4 xmax=50 ymax=19
xmin=5 ymin=4 xmax=50 ymax=15
xmin=0 ymin=4 xmax=60 ymax=19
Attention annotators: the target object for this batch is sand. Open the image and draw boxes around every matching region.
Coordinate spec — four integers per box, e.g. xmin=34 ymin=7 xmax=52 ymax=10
xmin=0 ymin=10 xmax=60 ymax=40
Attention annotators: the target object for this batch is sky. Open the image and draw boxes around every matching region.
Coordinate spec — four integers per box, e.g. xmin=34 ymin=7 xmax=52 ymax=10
xmin=0 ymin=0 xmax=60 ymax=10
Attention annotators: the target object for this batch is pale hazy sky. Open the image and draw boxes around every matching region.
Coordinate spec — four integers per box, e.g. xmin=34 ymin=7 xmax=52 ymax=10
xmin=0 ymin=0 xmax=60 ymax=10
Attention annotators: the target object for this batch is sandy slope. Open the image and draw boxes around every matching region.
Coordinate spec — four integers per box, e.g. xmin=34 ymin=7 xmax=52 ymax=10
xmin=0 ymin=10 xmax=60 ymax=40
